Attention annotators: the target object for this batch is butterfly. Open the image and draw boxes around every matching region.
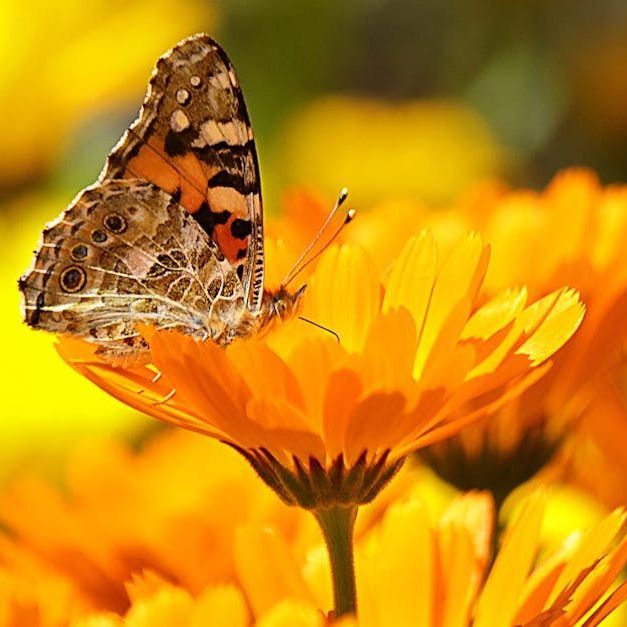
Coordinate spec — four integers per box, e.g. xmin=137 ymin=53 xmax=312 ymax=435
xmin=18 ymin=33 xmax=340 ymax=364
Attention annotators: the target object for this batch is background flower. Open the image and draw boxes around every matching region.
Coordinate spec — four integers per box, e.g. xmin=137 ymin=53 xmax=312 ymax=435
xmin=412 ymin=169 xmax=627 ymax=506
xmin=275 ymin=97 xmax=507 ymax=207
xmin=2 ymin=430 xmax=626 ymax=626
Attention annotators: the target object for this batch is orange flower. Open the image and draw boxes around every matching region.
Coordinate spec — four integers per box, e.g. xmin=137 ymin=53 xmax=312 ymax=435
xmin=0 ymin=431 xmax=299 ymax=617
xmin=0 ymin=429 xmax=416 ymax=624
xmin=228 ymin=491 xmax=627 ymax=625
xmin=63 ymin=491 xmax=627 ymax=626
xmin=57 ymin=232 xmax=582 ymax=510
xmin=52 ymin=226 xmax=583 ymax=618
xmin=2 ymin=429 xmax=626 ymax=626
xmin=414 ymin=169 xmax=627 ymax=503
xmin=354 ymin=491 xmax=627 ymax=626
xmin=562 ymin=377 xmax=627 ymax=508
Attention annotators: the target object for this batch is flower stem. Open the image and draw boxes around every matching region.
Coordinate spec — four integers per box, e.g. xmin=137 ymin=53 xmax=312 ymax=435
xmin=314 ymin=505 xmax=358 ymax=618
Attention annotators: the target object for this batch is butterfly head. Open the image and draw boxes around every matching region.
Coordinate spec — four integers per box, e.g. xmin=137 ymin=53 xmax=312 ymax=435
xmin=267 ymin=284 xmax=307 ymax=322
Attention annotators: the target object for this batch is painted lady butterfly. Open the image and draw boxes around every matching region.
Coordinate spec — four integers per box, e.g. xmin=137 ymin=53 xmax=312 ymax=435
xmin=19 ymin=34 xmax=327 ymax=363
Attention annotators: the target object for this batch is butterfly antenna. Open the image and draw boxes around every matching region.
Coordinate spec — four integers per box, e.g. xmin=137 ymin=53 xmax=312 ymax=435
xmin=282 ymin=188 xmax=351 ymax=287
xmin=298 ymin=316 xmax=340 ymax=342
xmin=283 ymin=209 xmax=356 ymax=287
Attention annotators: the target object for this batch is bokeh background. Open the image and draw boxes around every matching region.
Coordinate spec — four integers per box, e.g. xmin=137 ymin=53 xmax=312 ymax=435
xmin=3 ymin=0 xmax=627 ymax=481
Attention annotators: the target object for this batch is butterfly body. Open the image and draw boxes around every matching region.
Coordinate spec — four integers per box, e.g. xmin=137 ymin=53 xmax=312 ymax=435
xmin=19 ymin=34 xmax=303 ymax=361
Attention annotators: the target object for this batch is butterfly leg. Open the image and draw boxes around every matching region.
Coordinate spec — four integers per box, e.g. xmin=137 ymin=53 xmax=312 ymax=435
xmin=152 ymin=388 xmax=177 ymax=406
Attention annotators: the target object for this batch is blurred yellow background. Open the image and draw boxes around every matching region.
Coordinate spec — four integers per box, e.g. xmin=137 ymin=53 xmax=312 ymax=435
xmin=3 ymin=0 xmax=627 ymax=481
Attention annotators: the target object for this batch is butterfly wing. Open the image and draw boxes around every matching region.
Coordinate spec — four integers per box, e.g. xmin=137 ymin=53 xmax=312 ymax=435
xmin=19 ymin=179 xmax=245 ymax=362
xmin=101 ymin=33 xmax=265 ymax=312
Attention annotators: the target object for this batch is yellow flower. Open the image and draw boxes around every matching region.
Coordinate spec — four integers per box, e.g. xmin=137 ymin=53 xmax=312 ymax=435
xmin=0 ymin=0 xmax=215 ymax=187
xmin=0 ymin=430 xmax=301 ymax=615
xmin=275 ymin=96 xmax=508 ymax=207
xmin=416 ymin=169 xmax=627 ymax=503
xmin=56 ymin=233 xmax=582 ymax=510
xmin=65 ymin=491 xmax=627 ymax=626
xmin=2 ymin=429 xmax=626 ymax=625
xmin=0 ymin=428 xmax=411 ymax=623
xmin=232 ymin=491 xmax=627 ymax=626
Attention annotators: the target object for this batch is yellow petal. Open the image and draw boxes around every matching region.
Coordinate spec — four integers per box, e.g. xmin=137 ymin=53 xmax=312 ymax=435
xmin=189 ymin=586 xmax=249 ymax=627
xmin=516 ymin=288 xmax=585 ymax=366
xmin=235 ymin=526 xmax=316 ymax=617
xmin=412 ymin=232 xmax=489 ymax=379
xmin=125 ymin=585 xmax=192 ymax=627
xmin=383 ymin=230 xmax=438 ymax=328
xmin=474 ymin=491 xmax=545 ymax=627
xmin=71 ymin=617 xmax=124 ymax=627
xmin=357 ymin=497 xmax=434 ymax=627
xmin=256 ymin=600 xmax=324 ymax=627
xmin=461 ymin=288 xmax=528 ymax=379
xmin=437 ymin=522 xmax=477 ymax=627
xmin=461 ymin=287 xmax=528 ymax=340
xmin=441 ymin=492 xmax=494 ymax=571
xmin=549 ymin=509 xmax=626 ymax=607
xmin=581 ymin=580 xmax=627 ymax=627
xmin=303 ymin=244 xmax=380 ymax=353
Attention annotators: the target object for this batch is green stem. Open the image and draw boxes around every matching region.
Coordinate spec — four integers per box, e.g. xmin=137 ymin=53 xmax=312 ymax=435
xmin=314 ymin=505 xmax=358 ymax=618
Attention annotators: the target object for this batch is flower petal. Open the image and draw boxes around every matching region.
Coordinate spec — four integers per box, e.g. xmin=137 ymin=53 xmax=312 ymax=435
xmin=303 ymin=244 xmax=381 ymax=353
xmin=474 ymin=491 xmax=546 ymax=627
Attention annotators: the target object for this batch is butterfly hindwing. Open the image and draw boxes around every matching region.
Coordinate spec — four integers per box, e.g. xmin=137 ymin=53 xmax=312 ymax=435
xmin=19 ymin=179 xmax=245 ymax=362
xmin=101 ymin=34 xmax=264 ymax=311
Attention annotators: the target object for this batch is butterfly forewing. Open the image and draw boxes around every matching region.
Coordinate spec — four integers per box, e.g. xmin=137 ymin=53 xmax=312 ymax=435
xmin=101 ymin=34 xmax=264 ymax=311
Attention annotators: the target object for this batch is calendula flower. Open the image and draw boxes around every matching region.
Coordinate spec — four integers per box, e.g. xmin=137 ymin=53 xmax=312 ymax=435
xmin=57 ymin=233 xmax=582 ymax=508
xmin=561 ymin=377 xmax=627 ymax=508
xmin=347 ymin=491 xmax=627 ymax=626
xmin=418 ymin=169 xmax=627 ymax=504
xmin=57 ymin=230 xmax=583 ymax=615
xmin=3 ymin=428 xmax=626 ymax=625
xmin=0 ymin=428 xmax=418 ymax=623
xmin=276 ymin=96 xmax=508 ymax=206
xmin=0 ymin=430 xmax=300 ymax=617
xmin=56 ymin=491 xmax=627 ymax=626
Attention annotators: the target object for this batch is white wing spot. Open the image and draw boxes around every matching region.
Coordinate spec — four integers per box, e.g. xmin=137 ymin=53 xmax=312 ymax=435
xmin=176 ymin=88 xmax=191 ymax=105
xmin=170 ymin=109 xmax=190 ymax=132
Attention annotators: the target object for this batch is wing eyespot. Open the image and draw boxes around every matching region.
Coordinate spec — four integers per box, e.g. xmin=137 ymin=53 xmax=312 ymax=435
xmin=103 ymin=212 xmax=127 ymax=234
xmin=91 ymin=229 xmax=108 ymax=243
xmin=59 ymin=266 xmax=87 ymax=293
xmin=70 ymin=244 xmax=89 ymax=261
